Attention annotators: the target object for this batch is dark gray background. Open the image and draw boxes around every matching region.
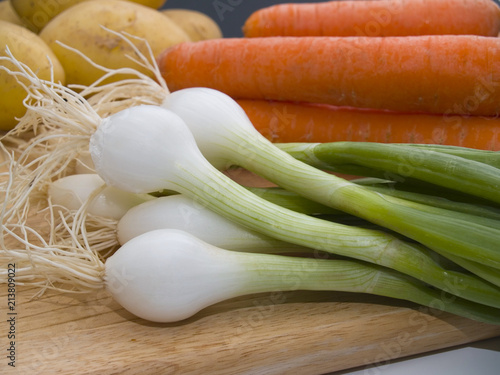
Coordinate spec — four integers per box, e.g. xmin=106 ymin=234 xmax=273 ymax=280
xmin=161 ymin=0 xmax=323 ymax=38
xmin=161 ymin=0 xmax=500 ymax=38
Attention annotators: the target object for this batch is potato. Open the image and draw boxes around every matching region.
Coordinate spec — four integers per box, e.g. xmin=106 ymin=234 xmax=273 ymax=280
xmin=10 ymin=0 xmax=88 ymax=32
xmin=10 ymin=0 xmax=168 ymax=32
xmin=132 ymin=0 xmax=167 ymax=9
xmin=39 ymin=0 xmax=190 ymax=86
xmin=0 ymin=20 xmax=65 ymax=130
xmin=162 ymin=9 xmax=222 ymax=41
xmin=0 ymin=0 xmax=23 ymax=26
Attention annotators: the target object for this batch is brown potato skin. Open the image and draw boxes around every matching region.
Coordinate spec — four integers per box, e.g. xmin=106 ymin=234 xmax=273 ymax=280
xmin=10 ymin=0 xmax=168 ymax=32
xmin=162 ymin=9 xmax=223 ymax=41
xmin=39 ymin=0 xmax=190 ymax=86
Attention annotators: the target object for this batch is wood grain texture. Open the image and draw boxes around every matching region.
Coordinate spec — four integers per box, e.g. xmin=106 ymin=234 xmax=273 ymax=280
xmin=1 ymin=166 xmax=499 ymax=374
xmin=1 ymin=286 xmax=500 ymax=375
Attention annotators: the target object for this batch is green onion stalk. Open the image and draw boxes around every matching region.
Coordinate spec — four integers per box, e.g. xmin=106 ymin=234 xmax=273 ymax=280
xmin=160 ymin=88 xmax=500 ymax=279
xmin=276 ymin=141 xmax=500 ymax=205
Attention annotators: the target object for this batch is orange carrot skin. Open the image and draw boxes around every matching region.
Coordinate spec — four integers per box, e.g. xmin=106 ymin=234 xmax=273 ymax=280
xmin=158 ymin=35 xmax=500 ymax=116
xmin=236 ymin=99 xmax=500 ymax=151
xmin=243 ymin=0 xmax=500 ymax=37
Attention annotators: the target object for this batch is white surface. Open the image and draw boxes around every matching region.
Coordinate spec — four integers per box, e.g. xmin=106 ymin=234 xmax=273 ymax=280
xmin=330 ymin=336 xmax=500 ymax=375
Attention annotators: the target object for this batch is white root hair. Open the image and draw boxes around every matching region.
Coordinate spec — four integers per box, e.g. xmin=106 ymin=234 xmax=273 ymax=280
xmin=0 ymin=30 xmax=170 ymax=295
xmin=0 ymin=48 xmax=101 ymax=235
xmin=0 ymin=52 xmax=101 ymax=294
xmin=0 ymin=205 xmax=106 ymax=294
xmin=49 ymin=184 xmax=121 ymax=259
xmin=0 ymin=106 xmax=105 ymax=294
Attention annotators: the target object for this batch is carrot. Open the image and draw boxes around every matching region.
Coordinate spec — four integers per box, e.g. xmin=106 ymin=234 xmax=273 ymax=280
xmin=157 ymin=35 xmax=500 ymax=116
xmin=236 ymin=99 xmax=500 ymax=151
xmin=243 ymin=0 xmax=500 ymax=38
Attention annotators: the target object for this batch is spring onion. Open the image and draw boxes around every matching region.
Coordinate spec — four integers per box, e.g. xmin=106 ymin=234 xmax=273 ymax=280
xmin=47 ymin=174 xmax=309 ymax=253
xmin=117 ymin=194 xmax=307 ymax=253
xmin=104 ymin=229 xmax=500 ymax=324
xmin=5 ymin=227 xmax=499 ymax=324
xmin=46 ymin=173 xmax=362 ymax=257
xmin=48 ymin=173 xmax=341 ymax=221
xmin=161 ymin=88 xmax=500 ymax=273
xmin=49 ymin=172 xmax=344 ymax=219
xmin=49 ymin=173 xmax=155 ymax=220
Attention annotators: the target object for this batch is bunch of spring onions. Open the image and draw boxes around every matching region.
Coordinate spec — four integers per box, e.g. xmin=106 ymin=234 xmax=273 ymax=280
xmin=1 ymin=41 xmax=500 ymax=324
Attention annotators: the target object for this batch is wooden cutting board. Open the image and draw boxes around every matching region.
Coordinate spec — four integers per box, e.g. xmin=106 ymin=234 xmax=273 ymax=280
xmin=1 ymin=286 xmax=500 ymax=375
xmin=1 ymin=164 xmax=500 ymax=375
